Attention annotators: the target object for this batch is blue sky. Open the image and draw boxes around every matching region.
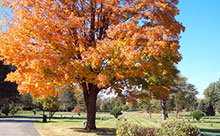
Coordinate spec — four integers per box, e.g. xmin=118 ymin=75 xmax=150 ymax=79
xmin=176 ymin=0 xmax=220 ymax=98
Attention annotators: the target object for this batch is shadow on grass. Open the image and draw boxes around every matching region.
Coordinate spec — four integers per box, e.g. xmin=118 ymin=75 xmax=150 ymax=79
xmin=35 ymin=120 xmax=58 ymax=123
xmin=70 ymin=127 xmax=116 ymax=136
xmin=0 ymin=116 xmax=41 ymax=123
xmin=202 ymin=121 xmax=220 ymax=124
xmin=64 ymin=120 xmax=88 ymax=123
xmin=200 ymin=129 xmax=220 ymax=133
xmin=52 ymin=116 xmax=87 ymax=120
xmin=0 ymin=119 xmax=35 ymax=123
xmin=0 ymin=116 xmax=40 ymax=119
xmin=189 ymin=120 xmax=220 ymax=124
xmin=48 ymin=116 xmax=107 ymax=121
xmin=36 ymin=116 xmax=111 ymax=123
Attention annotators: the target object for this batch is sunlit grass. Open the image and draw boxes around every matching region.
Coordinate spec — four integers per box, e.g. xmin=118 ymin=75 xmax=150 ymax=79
xmin=3 ymin=110 xmax=219 ymax=135
xmin=33 ymin=112 xmax=220 ymax=136
xmin=35 ymin=114 xmax=116 ymax=136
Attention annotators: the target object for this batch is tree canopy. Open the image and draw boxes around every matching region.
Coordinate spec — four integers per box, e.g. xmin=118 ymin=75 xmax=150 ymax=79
xmin=0 ymin=0 xmax=184 ymax=130
xmin=203 ymin=80 xmax=220 ymax=104
xmin=203 ymin=79 xmax=220 ymax=114
xmin=0 ymin=0 xmax=184 ymax=98
xmin=168 ymin=76 xmax=198 ymax=112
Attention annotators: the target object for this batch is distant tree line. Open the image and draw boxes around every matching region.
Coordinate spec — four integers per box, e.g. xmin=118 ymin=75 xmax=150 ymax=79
xmin=1 ymin=61 xmax=207 ymax=120
xmin=197 ymin=79 xmax=220 ymax=116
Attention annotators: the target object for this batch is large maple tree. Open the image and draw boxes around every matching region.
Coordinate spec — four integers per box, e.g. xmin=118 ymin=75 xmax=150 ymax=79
xmin=0 ymin=0 xmax=184 ymax=130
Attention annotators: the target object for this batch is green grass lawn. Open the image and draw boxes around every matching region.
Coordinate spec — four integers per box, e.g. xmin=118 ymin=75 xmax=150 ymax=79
xmin=35 ymin=113 xmax=117 ymax=136
xmin=14 ymin=110 xmax=40 ymax=116
xmin=3 ymin=111 xmax=220 ymax=135
xmin=34 ymin=112 xmax=220 ymax=136
xmin=14 ymin=111 xmax=81 ymax=116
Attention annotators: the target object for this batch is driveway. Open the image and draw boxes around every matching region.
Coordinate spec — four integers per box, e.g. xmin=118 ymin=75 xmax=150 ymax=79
xmin=0 ymin=116 xmax=41 ymax=136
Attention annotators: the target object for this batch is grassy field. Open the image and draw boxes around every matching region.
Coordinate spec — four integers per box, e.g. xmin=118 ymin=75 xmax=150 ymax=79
xmin=35 ymin=113 xmax=117 ymax=136
xmin=14 ymin=111 xmax=78 ymax=116
xmin=34 ymin=112 xmax=220 ymax=136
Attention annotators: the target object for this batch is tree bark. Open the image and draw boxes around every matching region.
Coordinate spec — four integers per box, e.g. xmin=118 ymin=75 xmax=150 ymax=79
xmin=49 ymin=111 xmax=55 ymax=121
xmin=160 ymin=100 xmax=167 ymax=121
xmin=149 ymin=110 xmax=152 ymax=118
xmin=147 ymin=109 xmax=152 ymax=118
xmin=176 ymin=110 xmax=179 ymax=118
xmin=82 ymin=83 xmax=99 ymax=130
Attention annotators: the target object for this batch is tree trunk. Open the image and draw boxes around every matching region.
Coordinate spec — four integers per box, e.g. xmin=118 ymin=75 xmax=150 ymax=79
xmin=147 ymin=109 xmax=152 ymax=118
xmin=149 ymin=110 xmax=152 ymax=118
xmin=160 ymin=100 xmax=167 ymax=121
xmin=82 ymin=83 xmax=99 ymax=130
xmin=49 ymin=111 xmax=55 ymax=121
xmin=176 ymin=110 xmax=179 ymax=118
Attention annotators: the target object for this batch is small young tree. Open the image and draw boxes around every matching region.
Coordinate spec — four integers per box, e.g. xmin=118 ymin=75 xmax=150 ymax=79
xmin=110 ymin=107 xmax=122 ymax=118
xmin=41 ymin=96 xmax=59 ymax=121
xmin=190 ymin=110 xmax=204 ymax=121
xmin=139 ymin=99 xmax=156 ymax=118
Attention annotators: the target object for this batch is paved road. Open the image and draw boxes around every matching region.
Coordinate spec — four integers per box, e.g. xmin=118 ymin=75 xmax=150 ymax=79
xmin=0 ymin=116 xmax=41 ymax=136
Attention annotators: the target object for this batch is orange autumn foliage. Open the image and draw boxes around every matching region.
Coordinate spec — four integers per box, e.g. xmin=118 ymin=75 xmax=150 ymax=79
xmin=0 ymin=0 xmax=184 ymax=100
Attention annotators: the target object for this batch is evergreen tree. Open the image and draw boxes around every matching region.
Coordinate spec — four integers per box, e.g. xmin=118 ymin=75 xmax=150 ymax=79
xmin=205 ymin=101 xmax=215 ymax=116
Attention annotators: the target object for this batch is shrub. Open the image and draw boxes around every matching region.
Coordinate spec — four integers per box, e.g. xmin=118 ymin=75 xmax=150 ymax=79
xmin=9 ymin=103 xmax=20 ymax=116
xmin=116 ymin=123 xmax=159 ymax=136
xmin=9 ymin=108 xmax=18 ymax=116
xmin=190 ymin=110 xmax=205 ymax=121
xmin=140 ymin=128 xmax=159 ymax=136
xmin=110 ymin=107 xmax=122 ymax=118
xmin=117 ymin=123 xmax=139 ymax=136
xmin=160 ymin=121 xmax=200 ymax=136
xmin=117 ymin=122 xmax=199 ymax=136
